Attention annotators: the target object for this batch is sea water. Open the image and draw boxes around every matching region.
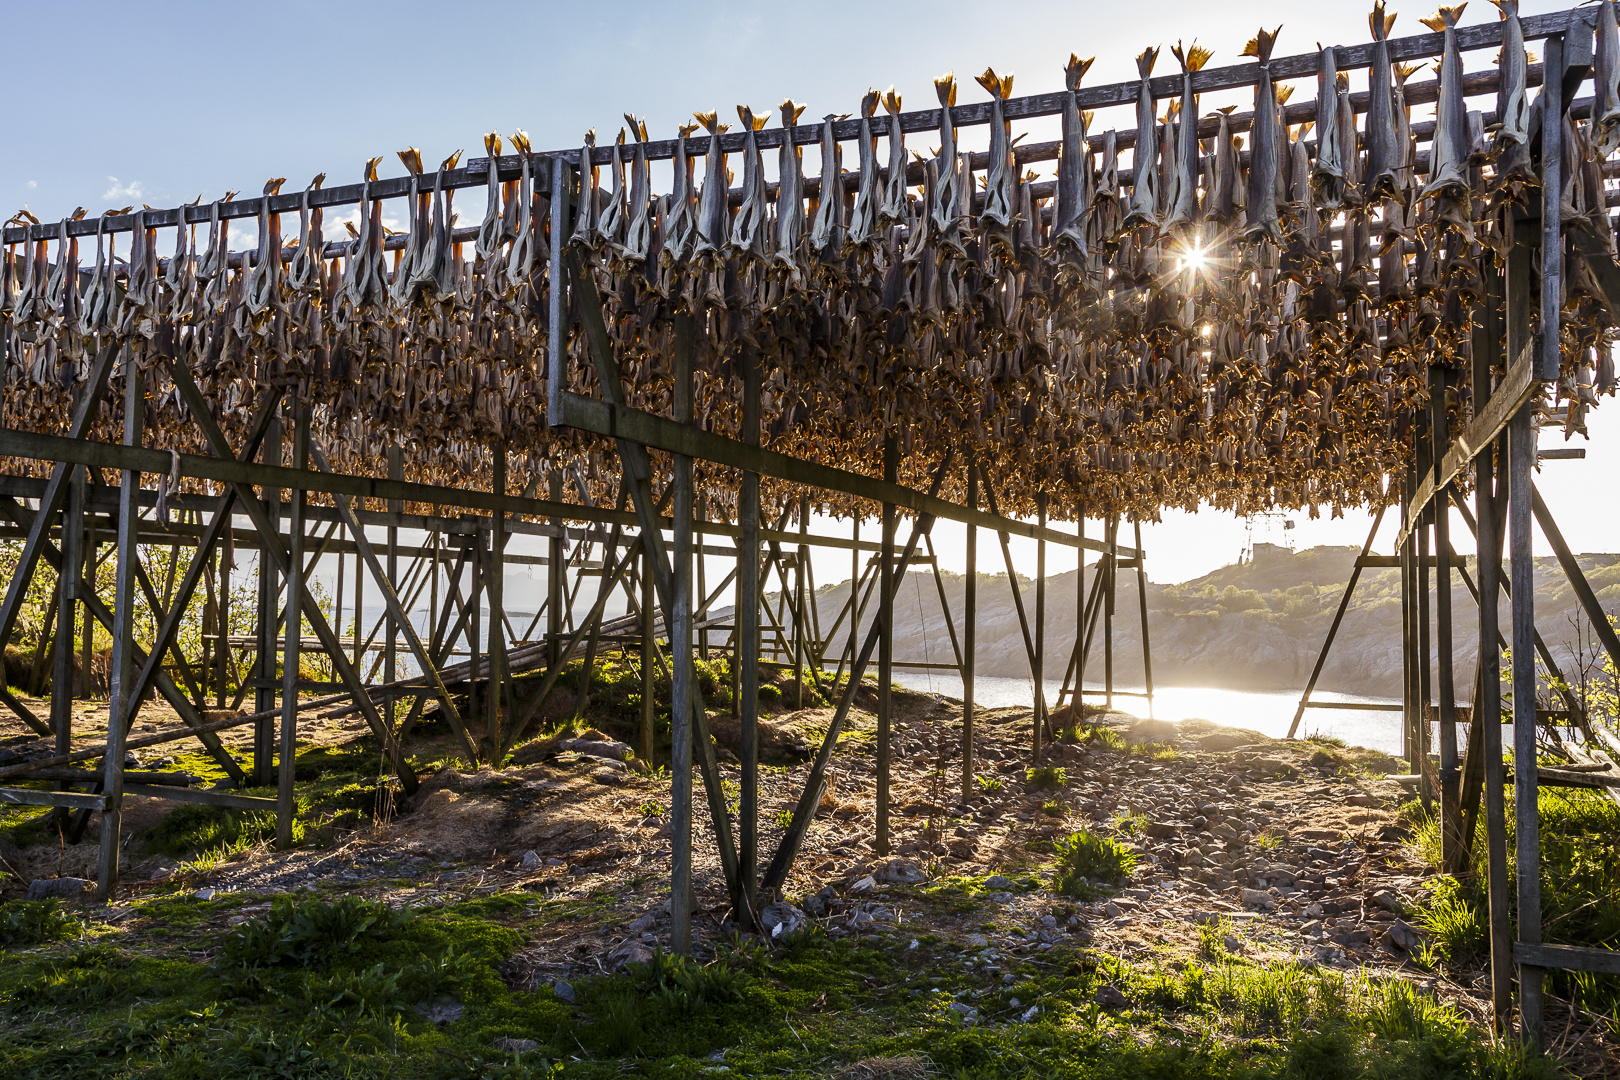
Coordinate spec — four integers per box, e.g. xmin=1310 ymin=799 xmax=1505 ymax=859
xmin=890 ymin=672 xmax=1406 ymax=756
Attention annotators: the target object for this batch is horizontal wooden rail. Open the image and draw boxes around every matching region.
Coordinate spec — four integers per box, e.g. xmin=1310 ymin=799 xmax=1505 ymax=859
xmin=1298 ymin=700 xmax=1406 ymax=712
xmin=1514 ymin=942 xmax=1620 ymax=974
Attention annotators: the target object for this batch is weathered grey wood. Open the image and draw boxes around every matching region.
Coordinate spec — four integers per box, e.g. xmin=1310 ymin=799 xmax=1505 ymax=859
xmin=962 ymin=464 xmax=977 ymax=804
xmin=1476 ymin=272 xmax=1514 ymax=1036
xmin=1513 ymin=942 xmax=1620 ymax=974
xmin=1034 ymin=497 xmax=1048 ymax=755
xmin=1 ymin=786 xmax=110 ymax=811
xmin=670 ymin=309 xmax=696 ymax=953
xmin=877 ymin=437 xmax=897 ymax=857
xmin=1541 ymin=38 xmax=1565 ymax=384
xmin=385 ymin=445 xmax=403 ymax=743
xmin=1511 ymin=394 xmax=1544 ymax=1044
xmin=278 ymin=403 xmax=307 ymax=849
xmin=739 ymin=344 xmax=761 ymax=906
xmin=1289 ymin=501 xmax=1387 ymax=738
xmin=52 ymin=465 xmax=82 ymax=788
xmin=1399 ymin=346 xmax=1537 ymax=548
xmin=121 ymin=784 xmax=278 ymax=810
xmin=0 ymin=685 xmax=50 ymax=738
xmin=1133 ymin=521 xmax=1154 ymax=720
xmin=98 ymin=350 xmax=141 ymax=900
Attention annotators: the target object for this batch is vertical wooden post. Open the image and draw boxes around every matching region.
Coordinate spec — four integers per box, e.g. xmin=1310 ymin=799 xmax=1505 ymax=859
xmin=670 ymin=310 xmax=695 ymax=952
xmin=1034 ymin=496 xmax=1047 ymax=759
xmin=1515 ymin=26 xmax=1561 ymax=1044
xmin=278 ymin=402 xmax=308 ymax=849
xmin=79 ymin=515 xmax=94 ymax=700
xmin=255 ymin=413 xmax=282 ymax=786
xmin=217 ymin=526 xmax=232 ymax=708
xmin=490 ymin=445 xmax=508 ymax=754
xmin=876 ymin=436 xmax=897 ymax=856
xmin=548 ymin=471 xmax=565 ymax=671
xmin=1476 ymin=258 xmax=1513 ymax=1034
xmin=1075 ymin=513 xmax=1086 ymax=714
xmin=1510 ymin=395 xmax=1543 ymax=1043
xmin=1400 ymin=465 xmax=1417 ymax=771
xmin=640 ymin=548 xmax=655 ymax=765
xmin=1436 ymin=481 xmax=1462 ymax=869
xmin=53 ymin=466 xmax=82 ymax=815
xmin=1104 ymin=516 xmax=1116 ymax=710
xmin=1417 ymin=507 xmax=1433 ymax=808
xmin=962 ymin=464 xmax=977 ymax=803
xmin=385 ymin=445 xmax=402 ymax=729
xmin=738 ymin=345 xmax=761 ymax=905
xmin=98 ymin=351 xmax=141 ymax=899
xmin=351 ymin=518 xmax=364 ymax=673
xmin=795 ymin=494 xmax=809 ymax=708
xmin=1134 ymin=521 xmax=1155 ymax=720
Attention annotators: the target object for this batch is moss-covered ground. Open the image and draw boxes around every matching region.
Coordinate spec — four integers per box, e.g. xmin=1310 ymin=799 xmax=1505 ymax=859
xmin=0 ymin=888 xmax=1562 ymax=1080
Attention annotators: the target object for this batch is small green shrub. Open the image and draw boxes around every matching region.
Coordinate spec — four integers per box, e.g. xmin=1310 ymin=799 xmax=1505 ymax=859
xmin=1025 ymin=765 xmax=1068 ymax=789
xmin=1052 ymin=829 xmax=1137 ymax=898
xmin=976 ymin=775 xmax=1003 ymax=793
xmin=0 ymin=900 xmax=83 ymax=949
xmin=631 ymin=947 xmax=747 ymax=1013
xmin=758 ymin=684 xmax=781 ymax=702
xmin=214 ymin=894 xmax=410 ymax=973
xmin=1041 ymin=799 xmax=1065 ymax=818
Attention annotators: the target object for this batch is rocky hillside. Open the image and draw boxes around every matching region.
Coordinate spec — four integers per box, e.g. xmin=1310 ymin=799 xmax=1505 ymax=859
xmin=799 ymin=545 xmax=1620 ymax=698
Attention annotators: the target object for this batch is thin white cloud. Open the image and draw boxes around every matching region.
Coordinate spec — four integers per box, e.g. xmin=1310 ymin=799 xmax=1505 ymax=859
xmin=26 ymin=180 xmax=36 ymax=189
xmin=102 ymin=175 xmax=143 ymax=202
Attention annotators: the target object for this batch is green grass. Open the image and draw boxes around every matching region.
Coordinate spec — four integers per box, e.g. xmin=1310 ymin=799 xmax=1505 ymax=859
xmin=0 ymin=904 xmax=1565 ymax=1080
xmin=1408 ymin=784 xmax=1620 ymax=1013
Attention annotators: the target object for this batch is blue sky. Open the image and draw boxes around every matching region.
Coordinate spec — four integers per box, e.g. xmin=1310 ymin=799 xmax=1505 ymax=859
xmin=5 ymin=0 xmax=1609 ymax=582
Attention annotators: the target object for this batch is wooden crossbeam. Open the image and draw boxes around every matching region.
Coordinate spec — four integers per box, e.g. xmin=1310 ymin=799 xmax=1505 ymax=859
xmin=1398 ymin=346 xmax=1539 ymax=549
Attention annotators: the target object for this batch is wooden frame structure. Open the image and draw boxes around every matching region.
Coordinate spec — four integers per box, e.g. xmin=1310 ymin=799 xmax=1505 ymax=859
xmin=2 ymin=1 xmax=1619 ymax=1051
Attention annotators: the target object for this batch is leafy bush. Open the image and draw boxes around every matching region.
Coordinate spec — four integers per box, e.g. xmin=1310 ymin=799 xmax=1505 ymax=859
xmin=1052 ymin=830 xmax=1137 ymax=898
xmin=1041 ymin=799 xmax=1065 ymax=818
xmin=758 ymin=683 xmax=781 ymax=702
xmin=214 ymin=895 xmax=410 ymax=973
xmin=631 ymin=948 xmax=747 ymax=1014
xmin=1025 ymin=765 xmax=1067 ymax=789
xmin=976 ymin=774 xmax=1003 ymax=793
xmin=0 ymin=900 xmax=83 ymax=949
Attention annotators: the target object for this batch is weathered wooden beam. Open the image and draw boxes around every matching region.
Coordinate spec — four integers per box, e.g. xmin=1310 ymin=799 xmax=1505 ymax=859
xmin=1513 ymin=942 xmax=1620 ymax=975
xmin=1399 ymin=345 xmax=1538 ymax=549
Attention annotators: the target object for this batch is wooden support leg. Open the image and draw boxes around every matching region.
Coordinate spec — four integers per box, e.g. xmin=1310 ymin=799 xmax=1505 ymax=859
xmin=52 ymin=468 xmax=83 ymax=814
xmin=962 ymin=464 xmax=977 ymax=804
xmin=1436 ymin=482 xmax=1463 ymax=874
xmin=1034 ymin=496 xmax=1047 ymax=758
xmin=876 ymin=436 xmax=896 ymax=858
xmin=1418 ymin=509 xmax=1434 ymax=808
xmin=739 ymin=346 xmax=761 ymax=907
xmin=641 ymin=547 xmax=655 ymax=765
xmin=1134 ymin=521 xmax=1154 ymax=721
xmin=670 ymin=312 xmax=696 ymax=953
xmin=279 ymin=404 xmax=307 ymax=849
xmin=99 ymin=351 xmax=141 ymax=901
xmin=256 ymin=414 xmax=282 ymax=786
xmin=1510 ymin=397 xmax=1543 ymax=1045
